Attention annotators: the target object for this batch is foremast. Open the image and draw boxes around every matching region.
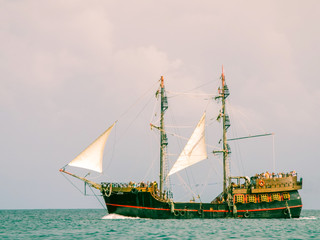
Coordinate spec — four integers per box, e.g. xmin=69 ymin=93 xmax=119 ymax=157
xmin=150 ymin=76 xmax=169 ymax=197
xmin=159 ymin=76 xmax=169 ymax=196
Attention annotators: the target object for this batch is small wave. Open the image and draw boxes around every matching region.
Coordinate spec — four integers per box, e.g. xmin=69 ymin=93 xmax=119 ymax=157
xmin=297 ymin=216 xmax=317 ymax=220
xmin=102 ymin=214 xmax=141 ymax=219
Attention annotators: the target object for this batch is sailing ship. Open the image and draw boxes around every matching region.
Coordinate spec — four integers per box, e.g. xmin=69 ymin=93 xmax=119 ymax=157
xmin=60 ymin=69 xmax=303 ymax=219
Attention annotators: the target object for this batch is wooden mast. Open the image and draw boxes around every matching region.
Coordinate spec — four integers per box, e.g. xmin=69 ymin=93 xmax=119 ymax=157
xmin=221 ymin=67 xmax=228 ymax=195
xmin=213 ymin=67 xmax=230 ymax=196
xmin=218 ymin=66 xmax=231 ymax=196
xmin=159 ymin=76 xmax=168 ymax=197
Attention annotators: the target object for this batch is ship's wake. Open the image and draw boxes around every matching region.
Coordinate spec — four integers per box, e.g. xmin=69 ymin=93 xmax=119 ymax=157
xmin=102 ymin=214 xmax=141 ymax=219
xmin=297 ymin=216 xmax=317 ymax=220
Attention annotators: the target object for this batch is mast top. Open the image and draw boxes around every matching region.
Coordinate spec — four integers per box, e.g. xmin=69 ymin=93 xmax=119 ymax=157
xmin=221 ymin=65 xmax=225 ymax=83
xmin=161 ymin=76 xmax=164 ymax=88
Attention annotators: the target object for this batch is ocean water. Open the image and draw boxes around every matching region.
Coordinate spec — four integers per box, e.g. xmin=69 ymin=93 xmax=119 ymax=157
xmin=0 ymin=209 xmax=319 ymax=239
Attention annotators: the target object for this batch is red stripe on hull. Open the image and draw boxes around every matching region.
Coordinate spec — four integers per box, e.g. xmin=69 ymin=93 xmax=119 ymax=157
xmin=106 ymin=203 xmax=302 ymax=213
xmin=237 ymin=204 xmax=303 ymax=212
xmin=106 ymin=203 xmax=171 ymax=211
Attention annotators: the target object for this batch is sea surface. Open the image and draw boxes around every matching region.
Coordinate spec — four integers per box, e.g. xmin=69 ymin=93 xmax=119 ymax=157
xmin=0 ymin=209 xmax=319 ymax=239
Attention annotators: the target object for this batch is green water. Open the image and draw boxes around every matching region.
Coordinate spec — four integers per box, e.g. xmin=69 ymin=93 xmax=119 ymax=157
xmin=0 ymin=209 xmax=319 ymax=239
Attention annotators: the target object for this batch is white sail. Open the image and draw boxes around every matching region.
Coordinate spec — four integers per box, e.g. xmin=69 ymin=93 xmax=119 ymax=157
xmin=68 ymin=122 xmax=116 ymax=173
xmin=168 ymin=113 xmax=207 ymax=176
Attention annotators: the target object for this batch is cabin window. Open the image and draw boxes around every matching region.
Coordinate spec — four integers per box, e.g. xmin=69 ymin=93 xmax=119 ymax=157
xmin=283 ymin=192 xmax=290 ymax=200
xmin=247 ymin=194 xmax=257 ymax=203
xmin=234 ymin=194 xmax=245 ymax=204
xmin=259 ymin=194 xmax=269 ymax=202
xmin=272 ymin=193 xmax=281 ymax=201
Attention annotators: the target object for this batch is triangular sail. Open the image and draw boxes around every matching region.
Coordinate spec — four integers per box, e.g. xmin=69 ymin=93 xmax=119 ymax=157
xmin=68 ymin=122 xmax=116 ymax=173
xmin=168 ymin=113 xmax=207 ymax=176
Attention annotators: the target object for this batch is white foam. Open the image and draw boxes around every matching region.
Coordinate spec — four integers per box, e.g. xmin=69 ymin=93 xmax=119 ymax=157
xmin=102 ymin=213 xmax=141 ymax=219
xmin=296 ymin=216 xmax=317 ymax=220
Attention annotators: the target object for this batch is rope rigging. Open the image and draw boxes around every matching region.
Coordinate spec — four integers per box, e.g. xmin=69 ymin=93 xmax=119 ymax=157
xmin=63 ymin=75 xmax=276 ymax=203
xmin=88 ymin=184 xmax=107 ymax=210
xmin=60 ymin=171 xmax=107 ymax=210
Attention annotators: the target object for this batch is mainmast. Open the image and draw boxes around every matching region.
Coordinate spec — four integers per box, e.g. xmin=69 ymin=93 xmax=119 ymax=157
xmin=214 ymin=67 xmax=230 ymax=196
xmin=221 ymin=68 xmax=229 ymax=194
xmin=159 ymin=76 xmax=168 ymax=196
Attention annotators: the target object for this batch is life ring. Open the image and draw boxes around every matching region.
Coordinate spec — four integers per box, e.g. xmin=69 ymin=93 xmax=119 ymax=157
xmin=258 ymin=180 xmax=265 ymax=187
xmin=244 ymin=211 xmax=249 ymax=218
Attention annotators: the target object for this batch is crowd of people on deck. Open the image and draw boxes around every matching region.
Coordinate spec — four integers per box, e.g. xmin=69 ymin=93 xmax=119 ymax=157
xmin=128 ymin=181 xmax=158 ymax=189
xmin=254 ymin=170 xmax=297 ymax=179
xmin=229 ymin=171 xmax=298 ymax=189
xmin=107 ymin=181 xmax=158 ymax=189
xmin=248 ymin=170 xmax=297 ymax=187
xmin=105 ymin=181 xmax=174 ymax=199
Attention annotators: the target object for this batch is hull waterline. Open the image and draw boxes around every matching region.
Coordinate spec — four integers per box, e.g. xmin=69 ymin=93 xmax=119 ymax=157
xmin=103 ymin=190 xmax=302 ymax=219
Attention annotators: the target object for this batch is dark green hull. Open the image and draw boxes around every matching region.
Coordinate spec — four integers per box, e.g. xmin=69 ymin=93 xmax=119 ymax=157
xmin=103 ymin=190 xmax=302 ymax=219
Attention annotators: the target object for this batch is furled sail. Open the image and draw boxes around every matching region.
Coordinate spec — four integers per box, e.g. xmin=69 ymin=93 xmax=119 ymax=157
xmin=68 ymin=122 xmax=116 ymax=173
xmin=168 ymin=113 xmax=207 ymax=176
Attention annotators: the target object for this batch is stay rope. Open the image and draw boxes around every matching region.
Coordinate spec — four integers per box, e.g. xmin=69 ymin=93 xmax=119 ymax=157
xmin=167 ymin=79 xmax=219 ymax=99
xmin=60 ymin=172 xmax=107 ymax=210
xmin=118 ymin=80 xmax=159 ymax=121
xmin=61 ymin=172 xmax=84 ymax=195
xmin=88 ymin=185 xmax=107 ymax=210
xmin=142 ymin=131 xmax=159 ymax=181
xmin=117 ymin=89 xmax=156 ymax=143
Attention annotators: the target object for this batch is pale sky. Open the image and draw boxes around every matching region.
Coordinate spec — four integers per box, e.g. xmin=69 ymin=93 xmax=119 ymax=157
xmin=1 ymin=0 xmax=319 ymax=209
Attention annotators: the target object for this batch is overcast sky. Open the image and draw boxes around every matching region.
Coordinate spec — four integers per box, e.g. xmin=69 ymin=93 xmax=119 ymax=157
xmin=1 ymin=1 xmax=319 ymax=210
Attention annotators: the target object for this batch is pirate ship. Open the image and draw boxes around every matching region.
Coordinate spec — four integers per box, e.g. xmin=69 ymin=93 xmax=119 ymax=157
xmin=60 ymin=68 xmax=303 ymax=218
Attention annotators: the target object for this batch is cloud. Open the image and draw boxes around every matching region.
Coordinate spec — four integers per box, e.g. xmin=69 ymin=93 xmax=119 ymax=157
xmin=0 ymin=1 xmax=113 ymax=105
xmin=113 ymin=46 xmax=182 ymax=89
